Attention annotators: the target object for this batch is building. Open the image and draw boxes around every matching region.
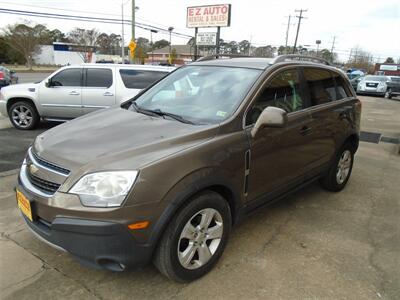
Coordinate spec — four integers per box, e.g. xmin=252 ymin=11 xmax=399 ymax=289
xmin=147 ymin=45 xmax=205 ymax=65
xmin=33 ymin=42 xmax=122 ymax=66
xmin=374 ymin=63 xmax=400 ymax=76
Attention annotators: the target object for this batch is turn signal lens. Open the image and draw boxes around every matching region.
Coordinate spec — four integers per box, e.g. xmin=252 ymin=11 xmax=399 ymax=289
xmin=128 ymin=221 xmax=150 ymax=230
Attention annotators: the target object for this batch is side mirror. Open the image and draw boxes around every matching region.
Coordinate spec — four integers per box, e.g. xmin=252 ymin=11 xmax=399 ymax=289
xmin=251 ymin=106 xmax=288 ymax=138
xmin=45 ymin=80 xmax=51 ymax=88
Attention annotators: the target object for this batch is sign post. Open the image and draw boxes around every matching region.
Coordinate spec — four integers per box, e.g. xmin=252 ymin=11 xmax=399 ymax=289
xmin=186 ymin=4 xmax=231 ymax=60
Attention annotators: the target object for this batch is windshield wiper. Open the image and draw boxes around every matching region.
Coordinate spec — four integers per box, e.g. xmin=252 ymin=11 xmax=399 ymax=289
xmin=151 ymin=109 xmax=195 ymax=124
xmin=130 ymin=102 xmax=194 ymax=124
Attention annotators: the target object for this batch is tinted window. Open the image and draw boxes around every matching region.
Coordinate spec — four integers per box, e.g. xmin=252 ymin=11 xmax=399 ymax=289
xmin=332 ymin=72 xmax=352 ymax=99
xmin=120 ymin=69 xmax=168 ymax=89
xmin=246 ymin=68 xmax=303 ymax=125
xmin=86 ymin=68 xmax=112 ymax=88
xmin=303 ymin=68 xmax=336 ymax=105
xmin=51 ymin=68 xmax=82 ymax=87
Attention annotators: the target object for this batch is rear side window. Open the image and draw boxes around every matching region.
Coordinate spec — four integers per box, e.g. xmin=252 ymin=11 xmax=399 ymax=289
xmin=51 ymin=68 xmax=82 ymax=87
xmin=331 ymin=72 xmax=353 ymax=99
xmin=85 ymin=68 xmax=112 ymax=88
xmin=303 ymin=68 xmax=336 ymax=105
xmin=119 ymin=69 xmax=168 ymax=89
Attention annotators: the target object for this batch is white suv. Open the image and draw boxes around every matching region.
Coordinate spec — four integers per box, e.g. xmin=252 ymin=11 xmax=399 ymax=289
xmin=0 ymin=64 xmax=175 ymax=129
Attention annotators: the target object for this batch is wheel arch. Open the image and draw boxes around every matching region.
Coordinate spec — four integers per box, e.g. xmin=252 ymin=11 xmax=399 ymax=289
xmin=6 ymin=97 xmax=40 ymax=116
xmin=147 ymin=168 xmax=242 ymax=248
xmin=345 ymin=133 xmax=359 ymax=153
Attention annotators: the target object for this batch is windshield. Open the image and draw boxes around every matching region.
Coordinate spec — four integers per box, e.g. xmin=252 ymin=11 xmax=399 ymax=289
xmin=134 ymin=66 xmax=262 ymax=124
xmin=364 ymin=76 xmax=388 ymax=82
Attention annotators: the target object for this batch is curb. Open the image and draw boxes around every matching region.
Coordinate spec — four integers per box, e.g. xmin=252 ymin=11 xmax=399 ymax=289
xmin=0 ymin=169 xmax=19 ymax=177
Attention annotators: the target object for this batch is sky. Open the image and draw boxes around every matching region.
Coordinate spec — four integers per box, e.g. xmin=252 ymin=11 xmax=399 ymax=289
xmin=0 ymin=0 xmax=399 ymax=62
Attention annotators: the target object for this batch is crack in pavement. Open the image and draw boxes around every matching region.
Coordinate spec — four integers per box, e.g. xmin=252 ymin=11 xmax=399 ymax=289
xmin=1 ymin=231 xmax=104 ymax=300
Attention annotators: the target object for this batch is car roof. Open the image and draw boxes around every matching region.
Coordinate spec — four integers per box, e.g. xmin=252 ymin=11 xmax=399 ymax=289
xmin=191 ymin=57 xmax=274 ymax=70
xmin=75 ymin=63 xmax=176 ymax=72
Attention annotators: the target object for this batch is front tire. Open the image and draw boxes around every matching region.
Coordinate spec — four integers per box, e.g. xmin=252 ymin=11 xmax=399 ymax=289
xmin=8 ymin=101 xmax=39 ymax=130
xmin=153 ymin=191 xmax=231 ymax=282
xmin=320 ymin=143 xmax=354 ymax=192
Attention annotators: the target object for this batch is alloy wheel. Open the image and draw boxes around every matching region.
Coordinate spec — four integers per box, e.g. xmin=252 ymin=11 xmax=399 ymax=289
xmin=336 ymin=150 xmax=352 ymax=184
xmin=177 ymin=208 xmax=223 ymax=270
xmin=11 ymin=105 xmax=33 ymax=128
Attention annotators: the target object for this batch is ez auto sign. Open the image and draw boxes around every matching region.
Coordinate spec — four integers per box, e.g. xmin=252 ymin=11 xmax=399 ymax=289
xmin=187 ymin=4 xmax=231 ymax=28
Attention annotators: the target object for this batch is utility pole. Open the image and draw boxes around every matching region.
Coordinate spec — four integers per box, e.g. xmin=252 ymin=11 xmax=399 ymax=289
xmin=292 ymin=9 xmax=307 ymax=54
xmin=285 ymin=15 xmax=292 ymax=54
xmin=130 ymin=0 xmax=135 ymax=63
xmin=330 ymin=36 xmax=336 ymax=63
xmin=121 ymin=2 xmax=125 ymax=64
xmin=168 ymin=27 xmax=174 ymax=64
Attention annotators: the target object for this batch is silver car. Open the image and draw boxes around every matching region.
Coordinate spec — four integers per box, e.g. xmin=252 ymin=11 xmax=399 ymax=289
xmin=0 ymin=64 xmax=175 ymax=129
xmin=356 ymin=75 xmax=389 ymax=96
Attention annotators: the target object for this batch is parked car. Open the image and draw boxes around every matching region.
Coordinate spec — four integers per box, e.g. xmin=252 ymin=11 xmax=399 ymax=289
xmin=0 ymin=64 xmax=175 ymax=129
xmin=350 ymin=75 xmax=364 ymax=90
xmin=0 ymin=66 xmax=12 ymax=88
xmin=385 ymin=76 xmax=400 ymax=99
xmin=356 ymin=75 xmax=389 ymax=96
xmin=10 ymin=70 xmax=19 ymax=84
xmin=16 ymin=55 xmax=360 ymax=282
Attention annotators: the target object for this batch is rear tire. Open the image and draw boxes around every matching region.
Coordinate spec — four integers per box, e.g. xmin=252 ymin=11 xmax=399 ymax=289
xmin=320 ymin=143 xmax=354 ymax=192
xmin=153 ymin=191 xmax=231 ymax=282
xmin=8 ymin=101 xmax=39 ymax=130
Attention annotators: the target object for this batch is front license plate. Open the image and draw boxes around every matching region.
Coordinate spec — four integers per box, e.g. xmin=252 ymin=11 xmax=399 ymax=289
xmin=16 ymin=190 xmax=33 ymax=222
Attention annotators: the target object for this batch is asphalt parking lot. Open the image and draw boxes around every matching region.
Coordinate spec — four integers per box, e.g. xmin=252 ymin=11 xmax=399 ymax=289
xmin=0 ymin=95 xmax=399 ymax=299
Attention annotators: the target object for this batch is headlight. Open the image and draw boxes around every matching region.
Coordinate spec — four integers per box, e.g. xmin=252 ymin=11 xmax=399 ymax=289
xmin=69 ymin=171 xmax=138 ymax=207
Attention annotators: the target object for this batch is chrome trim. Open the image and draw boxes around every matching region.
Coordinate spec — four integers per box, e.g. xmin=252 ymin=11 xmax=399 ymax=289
xmin=41 ymin=104 xmax=109 ymax=109
xmin=41 ymin=104 xmax=82 ymax=108
xmin=19 ymin=162 xmax=55 ymax=197
xmin=28 ymin=148 xmax=69 ymax=177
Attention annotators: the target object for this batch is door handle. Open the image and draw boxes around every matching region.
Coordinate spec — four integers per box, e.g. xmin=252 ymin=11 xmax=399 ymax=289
xmin=69 ymin=91 xmax=80 ymax=96
xmin=299 ymin=126 xmax=312 ymax=135
xmin=103 ymin=92 xmax=114 ymax=96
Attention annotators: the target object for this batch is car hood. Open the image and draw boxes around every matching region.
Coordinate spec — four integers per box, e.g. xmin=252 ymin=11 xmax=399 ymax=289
xmin=2 ymin=83 xmax=38 ymax=91
xmin=33 ymin=107 xmax=218 ymax=176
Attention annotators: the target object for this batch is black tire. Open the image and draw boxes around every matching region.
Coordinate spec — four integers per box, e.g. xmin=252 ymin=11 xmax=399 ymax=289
xmin=320 ymin=143 xmax=354 ymax=192
xmin=153 ymin=191 xmax=231 ymax=282
xmin=8 ymin=101 xmax=39 ymax=130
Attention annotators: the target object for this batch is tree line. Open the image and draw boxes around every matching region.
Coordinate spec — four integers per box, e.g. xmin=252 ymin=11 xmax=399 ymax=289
xmin=0 ymin=21 xmax=396 ymax=70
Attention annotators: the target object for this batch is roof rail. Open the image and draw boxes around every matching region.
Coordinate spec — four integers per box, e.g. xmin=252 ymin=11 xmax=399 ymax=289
xmin=273 ymin=54 xmax=331 ymax=65
xmin=196 ymin=54 xmax=252 ymax=62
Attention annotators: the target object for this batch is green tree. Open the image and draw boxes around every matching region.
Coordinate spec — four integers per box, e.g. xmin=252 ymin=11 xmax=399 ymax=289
xmin=2 ymin=21 xmax=50 ymax=69
xmin=153 ymin=39 xmax=169 ymax=50
xmin=238 ymin=40 xmax=250 ymax=55
xmin=384 ymin=57 xmax=394 ymax=63
xmin=254 ymin=45 xmax=276 ymax=57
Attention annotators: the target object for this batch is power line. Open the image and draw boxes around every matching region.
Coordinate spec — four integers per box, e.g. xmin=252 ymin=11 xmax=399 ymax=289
xmin=0 ymin=8 xmax=193 ymax=39
xmin=292 ymin=9 xmax=307 ymax=54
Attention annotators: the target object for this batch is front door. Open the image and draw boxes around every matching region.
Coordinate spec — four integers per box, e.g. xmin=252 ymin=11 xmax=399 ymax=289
xmin=81 ymin=68 xmax=116 ymax=114
xmin=39 ymin=68 xmax=83 ymax=118
xmin=245 ymin=68 xmax=315 ymax=202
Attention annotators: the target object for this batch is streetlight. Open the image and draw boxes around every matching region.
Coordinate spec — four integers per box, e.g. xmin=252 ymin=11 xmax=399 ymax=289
xmin=168 ymin=26 xmax=174 ymax=64
xmin=316 ymin=40 xmax=321 ymax=57
xmin=121 ymin=0 xmax=130 ymax=64
xmin=150 ymin=29 xmax=158 ymax=63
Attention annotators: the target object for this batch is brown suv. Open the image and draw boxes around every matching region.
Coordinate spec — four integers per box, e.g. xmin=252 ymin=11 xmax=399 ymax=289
xmin=16 ymin=55 xmax=361 ymax=282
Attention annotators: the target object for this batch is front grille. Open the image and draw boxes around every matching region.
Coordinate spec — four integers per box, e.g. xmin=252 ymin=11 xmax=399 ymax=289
xmin=366 ymin=83 xmax=378 ymax=88
xmin=27 ymin=172 xmax=61 ymax=194
xmin=31 ymin=150 xmax=70 ymax=175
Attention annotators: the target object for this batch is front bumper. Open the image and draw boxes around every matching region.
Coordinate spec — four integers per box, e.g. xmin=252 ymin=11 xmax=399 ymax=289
xmin=0 ymin=100 xmax=7 ymax=117
xmin=17 ymin=180 xmax=154 ymax=271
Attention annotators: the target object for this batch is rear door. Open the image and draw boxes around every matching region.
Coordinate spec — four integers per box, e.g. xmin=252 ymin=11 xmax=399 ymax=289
xmin=302 ymin=67 xmax=355 ymax=174
xmin=39 ymin=68 xmax=83 ymax=118
xmin=81 ymin=67 xmax=115 ymax=114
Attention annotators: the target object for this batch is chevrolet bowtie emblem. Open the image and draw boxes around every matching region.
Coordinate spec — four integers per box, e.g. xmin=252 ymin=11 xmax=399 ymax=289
xmin=29 ymin=164 xmax=39 ymax=175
